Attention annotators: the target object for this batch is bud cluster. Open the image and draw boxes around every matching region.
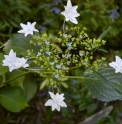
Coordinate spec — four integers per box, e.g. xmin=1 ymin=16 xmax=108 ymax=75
xmin=27 ymin=27 xmax=106 ymax=86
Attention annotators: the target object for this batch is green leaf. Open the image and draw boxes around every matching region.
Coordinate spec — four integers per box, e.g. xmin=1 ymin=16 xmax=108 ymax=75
xmin=61 ymin=82 xmax=68 ymax=88
xmin=97 ymin=48 xmax=108 ymax=53
xmin=84 ymin=66 xmax=122 ymax=102
xmin=23 ymin=77 xmax=37 ymax=102
xmin=8 ymin=70 xmax=25 ymax=88
xmin=0 ymin=53 xmax=9 ymax=75
xmin=0 ymin=87 xmax=28 ymax=112
xmin=3 ymin=34 xmax=39 ymax=56
xmin=98 ymin=27 xmax=111 ymax=40
xmin=51 ymin=43 xmax=63 ymax=53
xmin=91 ymin=18 xmax=98 ymax=29
xmin=39 ymin=79 xmax=49 ymax=90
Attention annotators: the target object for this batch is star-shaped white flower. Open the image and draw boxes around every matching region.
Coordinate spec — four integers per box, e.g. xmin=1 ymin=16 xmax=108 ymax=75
xmin=45 ymin=92 xmax=67 ymax=111
xmin=14 ymin=58 xmax=29 ymax=69
xmin=2 ymin=49 xmax=18 ymax=72
xmin=2 ymin=49 xmax=29 ymax=72
xmin=18 ymin=22 xmax=39 ymax=37
xmin=61 ymin=0 xmax=80 ymax=24
xmin=109 ymin=56 xmax=122 ymax=73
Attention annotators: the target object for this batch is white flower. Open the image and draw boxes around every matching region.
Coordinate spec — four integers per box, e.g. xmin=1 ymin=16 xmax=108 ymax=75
xmin=66 ymin=42 xmax=73 ymax=50
xmin=62 ymin=54 xmax=66 ymax=58
xmin=18 ymin=22 xmax=39 ymax=37
xmin=79 ymin=35 xmax=82 ymax=38
xmin=55 ymin=74 xmax=59 ymax=79
xmin=2 ymin=49 xmax=18 ymax=72
xmin=2 ymin=49 xmax=29 ymax=72
xmin=109 ymin=56 xmax=122 ymax=73
xmin=61 ymin=0 xmax=80 ymax=24
xmin=63 ymin=66 xmax=67 ymax=70
xmin=63 ymin=34 xmax=68 ymax=38
xmin=71 ymin=37 xmax=75 ymax=41
xmin=56 ymin=65 xmax=61 ymax=69
xmin=14 ymin=58 xmax=29 ymax=69
xmin=79 ymin=53 xmax=84 ymax=57
xmin=45 ymin=92 xmax=67 ymax=111
xmin=46 ymin=52 xmax=52 ymax=56
xmin=37 ymin=52 xmax=41 ymax=56
xmin=45 ymin=41 xmax=50 ymax=45
xmin=50 ymin=62 xmax=54 ymax=65
xmin=62 ymin=54 xmax=72 ymax=58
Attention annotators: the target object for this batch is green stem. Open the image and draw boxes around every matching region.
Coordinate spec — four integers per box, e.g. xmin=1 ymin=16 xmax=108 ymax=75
xmin=3 ymin=71 xmax=35 ymax=84
xmin=68 ymin=66 xmax=81 ymax=70
xmin=2 ymin=74 xmax=5 ymax=82
xmin=63 ymin=76 xmax=99 ymax=80
xmin=62 ymin=19 xmax=66 ymax=32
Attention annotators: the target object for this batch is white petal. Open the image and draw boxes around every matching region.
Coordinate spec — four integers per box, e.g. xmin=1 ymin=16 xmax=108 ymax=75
xmin=18 ymin=29 xmax=26 ymax=33
xmin=48 ymin=92 xmax=55 ymax=100
xmin=9 ymin=49 xmax=15 ymax=57
xmin=28 ymin=31 xmax=33 ymax=35
xmin=70 ymin=17 xmax=78 ymax=24
xmin=25 ymin=32 xmax=29 ymax=37
xmin=67 ymin=0 xmax=72 ymax=9
xmin=58 ymin=101 xmax=67 ymax=107
xmin=56 ymin=105 xmax=60 ymax=111
xmin=72 ymin=5 xmax=78 ymax=11
xmin=32 ymin=22 xmax=36 ymax=26
xmin=45 ymin=99 xmax=53 ymax=106
xmin=20 ymin=23 xmax=27 ymax=29
xmin=9 ymin=65 xmax=16 ymax=72
xmin=116 ymin=56 xmax=122 ymax=66
xmin=52 ymin=102 xmax=57 ymax=111
xmin=109 ymin=62 xmax=119 ymax=69
xmin=72 ymin=12 xmax=80 ymax=17
xmin=33 ymin=29 xmax=39 ymax=32
xmin=115 ymin=69 xmax=120 ymax=73
xmin=23 ymin=64 xmax=29 ymax=68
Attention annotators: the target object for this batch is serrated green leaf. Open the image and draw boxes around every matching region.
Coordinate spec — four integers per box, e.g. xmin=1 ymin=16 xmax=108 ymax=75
xmin=98 ymin=27 xmax=111 ymax=40
xmin=3 ymin=34 xmax=39 ymax=56
xmin=23 ymin=77 xmax=37 ymax=102
xmin=0 ymin=53 xmax=9 ymax=75
xmin=0 ymin=87 xmax=28 ymax=112
xmin=84 ymin=66 xmax=122 ymax=102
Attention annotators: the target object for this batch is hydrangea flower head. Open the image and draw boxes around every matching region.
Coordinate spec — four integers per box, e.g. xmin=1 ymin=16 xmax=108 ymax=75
xmin=109 ymin=56 xmax=122 ymax=73
xmin=18 ymin=22 xmax=39 ymax=37
xmin=61 ymin=0 xmax=80 ymax=24
xmin=45 ymin=92 xmax=67 ymax=111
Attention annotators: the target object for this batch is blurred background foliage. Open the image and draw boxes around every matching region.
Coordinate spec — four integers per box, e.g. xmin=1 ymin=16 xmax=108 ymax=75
xmin=0 ymin=0 xmax=122 ymax=124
